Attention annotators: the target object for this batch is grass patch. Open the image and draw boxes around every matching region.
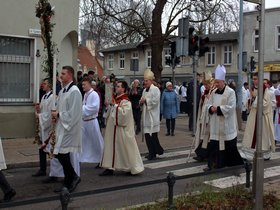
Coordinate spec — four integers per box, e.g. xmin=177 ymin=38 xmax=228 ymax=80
xmin=128 ymin=186 xmax=280 ymax=210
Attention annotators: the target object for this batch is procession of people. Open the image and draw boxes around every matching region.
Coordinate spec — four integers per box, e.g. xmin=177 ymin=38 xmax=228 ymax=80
xmin=1 ymin=62 xmax=279 ymax=202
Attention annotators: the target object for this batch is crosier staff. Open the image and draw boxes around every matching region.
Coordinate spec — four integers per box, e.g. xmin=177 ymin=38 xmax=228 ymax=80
xmin=50 ymin=54 xmax=57 ymax=159
xmin=34 ymin=50 xmax=41 ymax=145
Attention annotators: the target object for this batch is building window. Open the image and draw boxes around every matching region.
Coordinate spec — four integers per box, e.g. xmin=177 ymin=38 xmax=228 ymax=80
xmin=119 ymin=52 xmax=125 ymax=69
xmin=223 ymin=45 xmax=232 ymax=65
xmin=276 ymin=26 xmax=280 ymax=50
xmin=163 ymin=48 xmax=171 ymax=67
xmin=146 ymin=50 xmax=151 ymax=68
xmin=254 ymin=29 xmax=259 ymax=52
xmin=108 ymin=54 xmax=114 ymax=70
xmin=207 ymin=46 xmax=215 ymax=66
xmin=130 ymin=51 xmax=139 ymax=72
xmin=0 ymin=36 xmax=33 ymax=103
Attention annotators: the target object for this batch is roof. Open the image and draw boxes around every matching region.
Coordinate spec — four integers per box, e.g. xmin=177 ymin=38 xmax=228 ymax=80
xmin=99 ymin=32 xmax=239 ymax=53
xmin=100 ymin=42 xmax=141 ymax=53
xmin=205 ymin=32 xmax=239 ymax=42
xmin=78 ymin=46 xmax=104 ymax=78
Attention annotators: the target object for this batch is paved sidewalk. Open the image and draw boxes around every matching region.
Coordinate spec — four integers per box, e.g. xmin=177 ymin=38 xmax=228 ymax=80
xmin=1 ymin=114 xmax=280 ymax=199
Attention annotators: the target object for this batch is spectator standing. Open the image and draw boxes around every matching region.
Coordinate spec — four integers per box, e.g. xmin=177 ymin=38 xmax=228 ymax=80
xmin=129 ymin=79 xmax=143 ymax=135
xmin=160 ymin=82 xmax=179 ymax=136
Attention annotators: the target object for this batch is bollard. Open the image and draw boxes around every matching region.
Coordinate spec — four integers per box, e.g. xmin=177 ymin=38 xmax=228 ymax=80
xmin=167 ymin=172 xmax=176 ymax=210
xmin=244 ymin=161 xmax=252 ymax=188
xmin=60 ymin=187 xmax=70 ymax=210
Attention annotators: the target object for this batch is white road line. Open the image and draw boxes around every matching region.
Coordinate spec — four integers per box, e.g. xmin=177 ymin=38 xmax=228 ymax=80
xmin=168 ymin=165 xmax=206 ymax=176
xmin=204 ymin=165 xmax=280 ymax=189
xmin=145 ymin=158 xmax=196 ymax=169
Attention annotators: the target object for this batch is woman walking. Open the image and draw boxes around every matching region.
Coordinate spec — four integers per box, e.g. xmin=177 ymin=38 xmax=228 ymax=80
xmin=161 ymin=82 xmax=179 ymax=136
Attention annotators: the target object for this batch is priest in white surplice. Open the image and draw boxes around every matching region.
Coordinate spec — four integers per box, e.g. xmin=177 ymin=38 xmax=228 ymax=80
xmin=80 ymin=77 xmax=104 ymax=164
xmin=34 ymin=78 xmax=64 ymax=182
xmin=52 ymin=66 xmax=82 ymax=193
xmin=204 ymin=65 xmax=243 ymax=171
xmin=99 ymin=80 xmax=144 ymax=176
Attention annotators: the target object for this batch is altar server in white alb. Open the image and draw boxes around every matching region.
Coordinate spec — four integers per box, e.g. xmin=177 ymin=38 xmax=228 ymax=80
xmin=99 ymin=80 xmax=144 ymax=176
xmin=34 ymin=78 xmax=64 ymax=183
xmin=80 ymin=76 xmax=104 ymax=164
xmin=205 ymin=65 xmax=243 ymax=171
xmin=52 ymin=66 xmax=82 ymax=193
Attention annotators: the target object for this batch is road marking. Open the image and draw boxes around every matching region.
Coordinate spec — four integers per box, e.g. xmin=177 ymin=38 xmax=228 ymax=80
xmin=204 ymin=165 xmax=280 ymax=189
xmin=168 ymin=165 xmax=206 ymax=176
xmin=145 ymin=158 xmax=196 ymax=169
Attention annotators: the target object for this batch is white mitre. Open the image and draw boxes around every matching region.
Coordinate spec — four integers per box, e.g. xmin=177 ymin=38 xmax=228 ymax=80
xmin=215 ymin=64 xmax=226 ymax=81
xmin=144 ymin=69 xmax=155 ymax=80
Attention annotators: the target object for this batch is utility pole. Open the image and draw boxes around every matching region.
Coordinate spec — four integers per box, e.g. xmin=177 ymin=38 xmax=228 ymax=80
xmin=252 ymin=0 xmax=265 ymax=209
xmin=237 ymin=0 xmax=244 ymax=113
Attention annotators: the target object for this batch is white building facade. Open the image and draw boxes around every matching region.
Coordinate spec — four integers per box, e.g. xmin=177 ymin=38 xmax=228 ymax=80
xmin=0 ymin=0 xmax=79 ymax=138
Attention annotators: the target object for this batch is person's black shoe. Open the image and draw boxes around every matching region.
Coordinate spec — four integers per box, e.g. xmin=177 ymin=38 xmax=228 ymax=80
xmin=68 ymin=176 xmax=81 ymax=193
xmin=32 ymin=170 xmax=46 ymax=177
xmin=171 ymin=133 xmax=175 ymax=136
xmin=147 ymin=155 xmax=156 ymax=160
xmin=165 ymin=133 xmax=170 ymax=136
xmin=99 ymin=169 xmax=114 ymax=176
xmin=95 ymin=163 xmax=101 ymax=169
xmin=3 ymin=189 xmax=16 ymax=202
xmin=157 ymin=149 xmax=164 ymax=156
xmin=203 ymin=167 xmax=212 ymax=172
xmin=54 ymin=185 xmax=66 ymax=193
xmin=42 ymin=176 xmax=58 ymax=183
xmin=264 ymin=157 xmax=271 ymax=161
xmin=193 ymin=156 xmax=204 ymax=162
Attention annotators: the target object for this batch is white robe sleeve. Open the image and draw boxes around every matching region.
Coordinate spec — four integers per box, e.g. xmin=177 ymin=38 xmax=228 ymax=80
xmin=82 ymin=92 xmax=100 ymax=118
xmin=219 ymin=89 xmax=236 ymax=118
xmin=146 ymin=86 xmax=160 ymax=111
xmin=59 ymin=90 xmax=82 ymax=131
xmin=38 ymin=95 xmax=52 ymax=134
xmin=111 ymin=100 xmax=131 ymax=127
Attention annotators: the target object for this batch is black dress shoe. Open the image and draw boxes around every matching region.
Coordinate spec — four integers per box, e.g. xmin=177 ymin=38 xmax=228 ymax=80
xmin=99 ymin=169 xmax=114 ymax=176
xmin=32 ymin=170 xmax=46 ymax=177
xmin=54 ymin=185 xmax=66 ymax=193
xmin=95 ymin=163 xmax=102 ymax=169
xmin=3 ymin=189 xmax=16 ymax=202
xmin=203 ymin=167 xmax=212 ymax=172
xmin=147 ymin=155 xmax=156 ymax=160
xmin=42 ymin=176 xmax=58 ymax=183
xmin=165 ymin=133 xmax=170 ymax=136
xmin=193 ymin=156 xmax=204 ymax=162
xmin=68 ymin=176 xmax=81 ymax=193
xmin=171 ymin=133 xmax=175 ymax=136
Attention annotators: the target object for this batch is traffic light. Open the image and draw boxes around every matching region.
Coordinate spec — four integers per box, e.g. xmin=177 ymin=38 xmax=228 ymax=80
xmin=175 ymin=56 xmax=180 ymax=65
xmin=165 ymin=57 xmax=171 ymax=66
xmin=199 ymin=37 xmax=209 ymax=57
xmin=170 ymin=42 xmax=176 ymax=59
xmin=250 ymin=56 xmax=256 ymax=72
xmin=189 ymin=35 xmax=198 ymax=56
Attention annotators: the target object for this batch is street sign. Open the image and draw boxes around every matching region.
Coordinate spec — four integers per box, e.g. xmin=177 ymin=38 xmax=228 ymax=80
xmin=244 ymin=0 xmax=260 ymax=4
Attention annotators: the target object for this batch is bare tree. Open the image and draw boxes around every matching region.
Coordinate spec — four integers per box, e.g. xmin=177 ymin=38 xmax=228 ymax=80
xmin=80 ymin=0 xmax=240 ymax=81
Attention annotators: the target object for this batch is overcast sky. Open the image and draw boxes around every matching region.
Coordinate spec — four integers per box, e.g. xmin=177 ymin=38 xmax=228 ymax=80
xmin=247 ymin=0 xmax=280 ymax=9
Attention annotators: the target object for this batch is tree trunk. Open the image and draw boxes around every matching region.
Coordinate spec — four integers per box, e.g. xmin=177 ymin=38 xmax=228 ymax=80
xmin=151 ymin=0 xmax=167 ymax=83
